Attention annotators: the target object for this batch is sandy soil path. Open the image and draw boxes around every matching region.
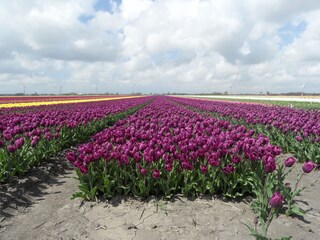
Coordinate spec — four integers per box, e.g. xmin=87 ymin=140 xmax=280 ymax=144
xmin=1 ymin=154 xmax=319 ymax=240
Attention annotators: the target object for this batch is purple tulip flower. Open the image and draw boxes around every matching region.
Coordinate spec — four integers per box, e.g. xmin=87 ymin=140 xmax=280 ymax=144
xmin=270 ymin=192 xmax=285 ymax=209
xmin=302 ymin=161 xmax=317 ymax=173
xmin=284 ymin=157 xmax=296 ymax=167
xmin=152 ymin=169 xmax=161 ymax=179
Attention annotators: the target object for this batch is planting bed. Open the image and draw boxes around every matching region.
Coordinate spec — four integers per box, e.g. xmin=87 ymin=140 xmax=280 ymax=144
xmin=68 ymin=96 xmax=282 ymax=199
xmin=0 ymin=96 xmax=150 ymax=181
xmin=170 ymin=96 xmax=320 ymax=164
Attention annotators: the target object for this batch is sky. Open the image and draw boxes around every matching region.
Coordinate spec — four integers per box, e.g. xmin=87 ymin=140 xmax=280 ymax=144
xmin=0 ymin=0 xmax=320 ymax=94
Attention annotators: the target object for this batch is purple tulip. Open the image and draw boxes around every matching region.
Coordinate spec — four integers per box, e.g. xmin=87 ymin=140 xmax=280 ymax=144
xmin=284 ymin=157 xmax=296 ymax=167
xmin=165 ymin=164 xmax=173 ymax=172
xmin=73 ymin=160 xmax=82 ymax=168
xmin=302 ymin=161 xmax=317 ymax=173
xmin=7 ymin=144 xmax=17 ymax=153
xmin=270 ymin=192 xmax=284 ymax=209
xmin=31 ymin=136 xmax=40 ymax=147
xmin=264 ymin=160 xmax=276 ymax=173
xmin=45 ymin=132 xmax=52 ymax=141
xmin=181 ymin=161 xmax=190 ymax=170
xmin=133 ymin=152 xmax=142 ymax=162
xmin=152 ymin=169 xmax=161 ymax=179
xmin=222 ymin=164 xmax=235 ymax=174
xmin=67 ymin=152 xmax=76 ymax=162
xmin=201 ymin=165 xmax=208 ymax=174
xmin=54 ymin=132 xmax=60 ymax=139
xmin=4 ymin=133 xmax=13 ymax=141
xmin=15 ymin=137 xmax=25 ymax=149
xmin=232 ymin=155 xmax=242 ymax=164
xmin=140 ymin=168 xmax=148 ymax=176
xmin=208 ymin=158 xmax=220 ymax=167
xmin=80 ymin=165 xmax=88 ymax=174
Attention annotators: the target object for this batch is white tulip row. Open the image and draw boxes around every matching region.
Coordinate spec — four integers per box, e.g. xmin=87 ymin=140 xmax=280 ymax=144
xmin=180 ymin=95 xmax=320 ymax=103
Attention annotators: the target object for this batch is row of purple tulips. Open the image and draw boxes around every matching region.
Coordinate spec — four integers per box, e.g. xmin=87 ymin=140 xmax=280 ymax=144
xmin=68 ymin=96 xmax=286 ymax=199
xmin=0 ymin=97 xmax=150 ymax=181
xmin=169 ymin=96 xmax=320 ymax=164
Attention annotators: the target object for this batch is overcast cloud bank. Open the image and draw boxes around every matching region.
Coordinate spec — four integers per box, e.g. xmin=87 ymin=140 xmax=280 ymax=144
xmin=0 ymin=0 xmax=320 ymax=94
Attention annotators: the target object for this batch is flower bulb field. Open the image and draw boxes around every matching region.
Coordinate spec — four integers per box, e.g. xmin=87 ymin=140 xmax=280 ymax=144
xmin=0 ymin=95 xmax=141 ymax=108
xmin=0 ymin=95 xmax=319 ymax=240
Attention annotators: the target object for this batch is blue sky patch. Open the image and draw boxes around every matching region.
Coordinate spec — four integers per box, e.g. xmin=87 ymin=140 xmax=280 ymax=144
xmin=166 ymin=49 xmax=179 ymax=61
xmin=152 ymin=49 xmax=180 ymax=65
xmin=278 ymin=21 xmax=307 ymax=48
xmin=94 ymin=0 xmax=122 ymax=13
xmin=79 ymin=14 xmax=94 ymax=23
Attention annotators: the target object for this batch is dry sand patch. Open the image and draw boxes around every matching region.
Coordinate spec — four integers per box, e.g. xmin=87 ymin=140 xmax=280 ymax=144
xmin=1 ymin=153 xmax=319 ymax=240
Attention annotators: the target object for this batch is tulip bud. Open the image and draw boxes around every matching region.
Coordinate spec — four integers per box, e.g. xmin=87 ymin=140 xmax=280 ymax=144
xmin=15 ymin=137 xmax=25 ymax=149
xmin=201 ymin=165 xmax=208 ymax=174
xmin=80 ymin=165 xmax=88 ymax=174
xmin=165 ymin=164 xmax=173 ymax=172
xmin=31 ymin=136 xmax=40 ymax=147
xmin=152 ymin=169 xmax=161 ymax=179
xmin=140 ymin=168 xmax=148 ymax=176
xmin=302 ymin=161 xmax=317 ymax=173
xmin=264 ymin=160 xmax=276 ymax=173
xmin=4 ymin=133 xmax=13 ymax=141
xmin=7 ymin=144 xmax=17 ymax=153
xmin=270 ymin=192 xmax=284 ymax=209
xmin=67 ymin=152 xmax=76 ymax=162
xmin=284 ymin=157 xmax=296 ymax=167
xmin=232 ymin=155 xmax=242 ymax=164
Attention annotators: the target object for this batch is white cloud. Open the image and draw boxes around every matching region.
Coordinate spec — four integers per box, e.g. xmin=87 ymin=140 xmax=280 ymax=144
xmin=283 ymin=10 xmax=320 ymax=62
xmin=0 ymin=0 xmax=320 ymax=94
xmin=239 ymin=42 xmax=251 ymax=56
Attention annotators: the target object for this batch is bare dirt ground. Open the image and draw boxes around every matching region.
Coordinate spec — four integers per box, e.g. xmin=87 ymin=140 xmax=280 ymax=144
xmin=1 ymin=154 xmax=319 ymax=240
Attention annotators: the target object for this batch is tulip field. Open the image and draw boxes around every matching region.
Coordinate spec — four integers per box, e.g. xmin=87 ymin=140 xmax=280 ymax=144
xmin=0 ymin=95 xmax=136 ymax=108
xmin=171 ymin=96 xmax=320 ymax=163
xmin=0 ymin=95 xmax=319 ymax=239
xmin=63 ymin=96 xmax=318 ymax=202
xmin=0 ymin=95 xmax=124 ymax=104
xmin=68 ymin=96 xmax=283 ymax=199
xmin=185 ymin=95 xmax=320 ymax=110
xmin=1 ymin=95 xmax=318 ymax=199
xmin=0 ymin=96 xmax=150 ymax=181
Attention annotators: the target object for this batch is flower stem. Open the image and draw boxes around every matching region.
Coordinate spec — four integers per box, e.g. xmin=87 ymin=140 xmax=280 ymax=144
xmin=263 ymin=208 xmax=274 ymax=237
xmin=294 ymin=171 xmax=304 ymax=193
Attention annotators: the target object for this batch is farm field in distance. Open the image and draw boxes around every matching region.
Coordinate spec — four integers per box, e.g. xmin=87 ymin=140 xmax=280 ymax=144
xmin=0 ymin=95 xmax=127 ymax=103
xmin=182 ymin=95 xmax=320 ymax=109
xmin=0 ymin=95 xmax=142 ymax=108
